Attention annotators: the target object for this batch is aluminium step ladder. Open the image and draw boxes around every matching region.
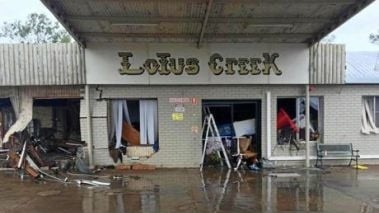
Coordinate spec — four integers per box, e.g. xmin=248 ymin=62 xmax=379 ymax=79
xmin=200 ymin=114 xmax=231 ymax=171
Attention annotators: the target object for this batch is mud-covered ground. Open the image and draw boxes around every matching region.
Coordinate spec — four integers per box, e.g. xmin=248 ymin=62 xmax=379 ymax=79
xmin=0 ymin=166 xmax=378 ymax=213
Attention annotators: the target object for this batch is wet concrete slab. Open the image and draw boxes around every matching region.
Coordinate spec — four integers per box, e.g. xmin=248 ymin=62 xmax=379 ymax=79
xmin=1 ymin=166 xmax=379 ymax=213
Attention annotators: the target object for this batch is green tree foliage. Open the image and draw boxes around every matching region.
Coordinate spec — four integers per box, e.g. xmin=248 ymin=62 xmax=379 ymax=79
xmin=0 ymin=13 xmax=71 ymax=43
xmin=321 ymin=34 xmax=336 ymax=43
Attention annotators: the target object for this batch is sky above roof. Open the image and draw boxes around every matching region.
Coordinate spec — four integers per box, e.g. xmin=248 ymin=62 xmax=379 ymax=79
xmin=0 ymin=0 xmax=378 ymax=52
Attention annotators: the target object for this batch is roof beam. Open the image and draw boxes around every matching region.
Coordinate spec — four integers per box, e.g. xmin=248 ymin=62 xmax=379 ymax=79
xmin=198 ymin=0 xmax=213 ymax=48
xmin=67 ymin=16 xmax=201 ymax=23
xmin=80 ymin=32 xmax=312 ymax=39
xmin=308 ymin=0 xmax=375 ymax=45
xmin=66 ymin=16 xmax=331 ymax=24
xmin=40 ymin=0 xmax=86 ymax=47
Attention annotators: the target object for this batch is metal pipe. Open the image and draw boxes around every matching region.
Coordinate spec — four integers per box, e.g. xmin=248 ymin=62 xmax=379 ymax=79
xmin=266 ymin=91 xmax=272 ymax=159
xmin=85 ymin=85 xmax=94 ymax=168
xmin=305 ymin=85 xmax=310 ymax=167
xmin=17 ymin=141 xmax=27 ymax=168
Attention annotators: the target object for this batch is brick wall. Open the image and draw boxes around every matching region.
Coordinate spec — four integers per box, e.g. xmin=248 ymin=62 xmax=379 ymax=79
xmin=80 ymin=84 xmax=379 ymax=167
xmin=311 ymin=85 xmax=379 ymax=155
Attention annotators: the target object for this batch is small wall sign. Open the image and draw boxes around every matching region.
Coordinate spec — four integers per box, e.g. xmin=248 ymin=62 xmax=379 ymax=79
xmin=169 ymin=97 xmax=191 ymax=104
xmin=172 ymin=113 xmax=184 ymax=121
xmin=174 ymin=105 xmax=185 ymax=113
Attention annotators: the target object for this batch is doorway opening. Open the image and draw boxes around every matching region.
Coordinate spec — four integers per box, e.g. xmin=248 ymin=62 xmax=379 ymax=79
xmin=32 ymin=98 xmax=81 ymax=142
xmin=202 ymin=100 xmax=262 ymax=165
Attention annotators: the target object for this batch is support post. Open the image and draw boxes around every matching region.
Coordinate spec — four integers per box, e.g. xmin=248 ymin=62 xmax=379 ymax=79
xmin=305 ymin=85 xmax=310 ymax=168
xmin=266 ymin=91 xmax=272 ymax=159
xmin=85 ymin=85 xmax=94 ymax=168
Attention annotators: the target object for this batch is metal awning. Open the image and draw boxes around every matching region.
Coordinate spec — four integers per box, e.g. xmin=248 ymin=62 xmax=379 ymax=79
xmin=41 ymin=0 xmax=375 ymax=47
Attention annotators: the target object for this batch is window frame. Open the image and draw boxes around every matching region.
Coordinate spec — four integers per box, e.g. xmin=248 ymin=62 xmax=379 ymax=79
xmin=276 ymin=96 xmax=323 ymax=143
xmin=363 ymin=96 xmax=379 ymax=128
xmin=107 ymin=98 xmax=159 ymax=147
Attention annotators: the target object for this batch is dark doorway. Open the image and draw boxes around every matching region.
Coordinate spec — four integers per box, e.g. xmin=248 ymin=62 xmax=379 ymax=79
xmin=33 ymin=98 xmax=81 ymax=141
xmin=202 ymin=100 xmax=262 ymax=158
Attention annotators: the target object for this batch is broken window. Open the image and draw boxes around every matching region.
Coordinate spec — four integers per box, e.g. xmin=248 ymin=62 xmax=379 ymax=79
xmin=361 ymin=96 xmax=379 ymax=134
xmin=32 ymin=99 xmax=81 ymax=141
xmin=2 ymin=96 xmax=82 ymax=149
xmin=277 ymin=97 xmax=322 ymax=145
xmin=109 ymin=99 xmax=159 ymax=152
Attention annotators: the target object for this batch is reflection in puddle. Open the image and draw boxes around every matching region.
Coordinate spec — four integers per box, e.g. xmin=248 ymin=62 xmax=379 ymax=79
xmin=82 ymin=176 xmax=160 ymax=213
xmin=3 ymin=167 xmax=379 ymax=213
xmin=81 ymin=169 xmax=325 ymax=213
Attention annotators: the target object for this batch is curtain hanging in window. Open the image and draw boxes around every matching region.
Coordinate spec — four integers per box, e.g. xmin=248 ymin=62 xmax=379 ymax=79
xmin=361 ymin=98 xmax=379 ymax=134
xmin=2 ymin=93 xmax=33 ymax=145
xmin=139 ymin=100 xmax=158 ymax=150
xmin=111 ymin=100 xmax=131 ymax=149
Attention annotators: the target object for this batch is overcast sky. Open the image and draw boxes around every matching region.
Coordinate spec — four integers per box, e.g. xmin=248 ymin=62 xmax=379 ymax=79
xmin=0 ymin=0 xmax=378 ymax=52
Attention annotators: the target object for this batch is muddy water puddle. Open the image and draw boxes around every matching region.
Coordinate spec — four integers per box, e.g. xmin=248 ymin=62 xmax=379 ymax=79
xmin=0 ymin=167 xmax=379 ymax=212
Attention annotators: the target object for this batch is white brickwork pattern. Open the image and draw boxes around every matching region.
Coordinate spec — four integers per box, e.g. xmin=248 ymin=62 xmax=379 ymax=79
xmin=80 ymin=85 xmax=379 ymax=167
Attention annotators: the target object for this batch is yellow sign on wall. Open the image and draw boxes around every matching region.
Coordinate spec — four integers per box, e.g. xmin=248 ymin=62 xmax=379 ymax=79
xmin=172 ymin=112 xmax=184 ymax=121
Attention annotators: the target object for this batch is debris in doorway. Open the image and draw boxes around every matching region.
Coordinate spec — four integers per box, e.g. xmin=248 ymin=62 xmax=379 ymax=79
xmin=3 ymin=130 xmax=89 ymax=182
xmin=249 ymin=164 xmax=260 ymax=171
xmin=233 ymin=137 xmax=258 ymax=171
xmin=233 ymin=119 xmax=256 ymax=136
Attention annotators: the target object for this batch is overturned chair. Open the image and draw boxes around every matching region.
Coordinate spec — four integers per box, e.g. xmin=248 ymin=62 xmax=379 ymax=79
xmin=233 ymin=137 xmax=257 ymax=171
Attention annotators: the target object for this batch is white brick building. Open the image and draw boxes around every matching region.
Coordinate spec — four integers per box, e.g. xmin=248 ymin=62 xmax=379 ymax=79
xmin=74 ymin=42 xmax=378 ymax=168
xmin=2 ymin=0 xmax=378 ymax=168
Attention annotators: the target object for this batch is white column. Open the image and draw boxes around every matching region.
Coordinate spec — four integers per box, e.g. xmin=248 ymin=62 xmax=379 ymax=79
xmin=266 ymin=91 xmax=272 ymax=159
xmin=85 ymin=85 xmax=94 ymax=168
xmin=305 ymin=85 xmax=310 ymax=168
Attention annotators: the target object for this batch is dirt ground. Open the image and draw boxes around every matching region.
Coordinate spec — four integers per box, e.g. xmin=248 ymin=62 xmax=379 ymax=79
xmin=0 ymin=166 xmax=378 ymax=213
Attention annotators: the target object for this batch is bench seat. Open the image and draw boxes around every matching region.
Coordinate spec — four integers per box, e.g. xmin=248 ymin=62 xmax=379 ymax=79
xmin=315 ymin=143 xmax=360 ymax=168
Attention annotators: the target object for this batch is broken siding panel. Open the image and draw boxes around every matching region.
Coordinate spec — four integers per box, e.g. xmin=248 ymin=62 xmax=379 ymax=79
xmin=310 ymin=43 xmax=346 ymax=84
xmin=0 ymin=86 xmax=81 ymax=99
xmin=21 ymin=86 xmax=81 ymax=98
xmin=0 ymin=87 xmax=15 ymax=98
xmin=0 ymin=43 xmax=85 ymax=86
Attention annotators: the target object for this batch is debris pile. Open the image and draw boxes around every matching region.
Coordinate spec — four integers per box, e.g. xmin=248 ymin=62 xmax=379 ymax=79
xmin=1 ymin=131 xmax=91 ymax=182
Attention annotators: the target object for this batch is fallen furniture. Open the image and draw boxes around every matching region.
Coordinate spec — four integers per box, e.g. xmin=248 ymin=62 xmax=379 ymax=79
xmin=276 ymin=108 xmax=300 ymax=151
xmin=315 ymin=143 xmax=360 ymax=168
xmin=233 ymin=137 xmax=257 ymax=171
